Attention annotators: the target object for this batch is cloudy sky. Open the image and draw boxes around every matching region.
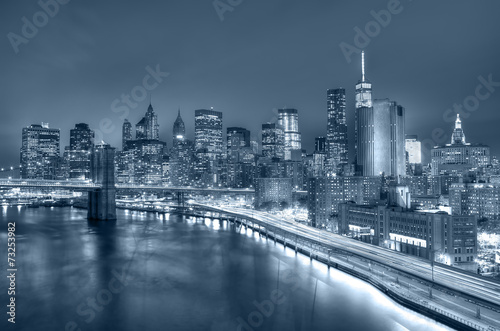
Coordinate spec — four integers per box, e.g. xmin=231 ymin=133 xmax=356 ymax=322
xmin=1 ymin=0 xmax=500 ymax=167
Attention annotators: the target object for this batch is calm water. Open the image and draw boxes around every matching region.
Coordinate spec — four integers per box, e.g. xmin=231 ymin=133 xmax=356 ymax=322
xmin=0 ymin=206 xmax=452 ymax=331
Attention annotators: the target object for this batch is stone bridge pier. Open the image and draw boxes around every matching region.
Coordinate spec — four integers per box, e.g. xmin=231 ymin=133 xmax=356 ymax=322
xmin=88 ymin=143 xmax=116 ymax=221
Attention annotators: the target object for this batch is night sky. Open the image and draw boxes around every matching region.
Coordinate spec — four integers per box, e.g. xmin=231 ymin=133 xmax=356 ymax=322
xmin=1 ymin=0 xmax=500 ymax=168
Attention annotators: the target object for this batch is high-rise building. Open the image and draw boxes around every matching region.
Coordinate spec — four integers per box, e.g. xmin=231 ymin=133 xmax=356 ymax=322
xmin=357 ymin=99 xmax=406 ymax=177
xmin=278 ymin=108 xmax=301 ymax=160
xmin=194 ymin=109 xmax=223 ymax=154
xmin=194 ymin=109 xmax=224 ymax=186
xmin=20 ymin=123 xmax=60 ymax=179
xmin=405 ymin=135 xmax=421 ymax=164
xmin=170 ymin=110 xmax=193 ymax=186
xmin=68 ymin=123 xmax=94 ymax=179
xmin=261 ymin=123 xmax=285 ymax=159
xmin=136 ymin=103 xmax=159 ymax=140
xmin=122 ymin=119 xmax=132 ymax=150
xmin=354 ymin=51 xmax=373 ymax=161
xmin=326 ymin=88 xmax=348 ymax=172
xmin=431 ymin=114 xmax=490 ymax=176
xmin=173 ymin=109 xmax=186 ymax=143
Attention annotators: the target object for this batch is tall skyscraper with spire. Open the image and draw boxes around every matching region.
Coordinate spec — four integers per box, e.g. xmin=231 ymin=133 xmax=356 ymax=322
xmin=431 ymin=114 xmax=490 ymax=175
xmin=451 ymin=114 xmax=466 ymax=145
xmin=355 ymin=51 xmax=373 ymax=168
xmin=326 ymin=88 xmax=348 ymax=173
xmin=173 ymin=108 xmax=186 ymax=144
xmin=136 ymin=103 xmax=159 ymax=140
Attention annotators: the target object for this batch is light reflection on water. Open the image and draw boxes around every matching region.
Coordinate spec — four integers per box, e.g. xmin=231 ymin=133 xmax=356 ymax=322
xmin=0 ymin=206 xmax=451 ymax=331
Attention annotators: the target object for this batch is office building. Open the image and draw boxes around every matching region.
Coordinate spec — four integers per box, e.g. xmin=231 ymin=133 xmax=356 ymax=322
xmin=261 ymin=123 xmax=285 ymax=159
xmin=68 ymin=123 xmax=94 ymax=179
xmin=136 ymin=103 xmax=160 ymax=140
xmin=278 ymin=108 xmax=301 ymax=160
xmin=326 ymin=88 xmax=348 ymax=172
xmin=20 ymin=123 xmax=61 ymax=179
xmin=431 ymin=114 xmax=490 ymax=175
xmin=194 ymin=109 xmax=224 ymax=186
xmin=122 ymin=119 xmax=132 ymax=150
xmin=357 ymin=99 xmax=406 ymax=177
xmin=354 ymin=51 xmax=372 ymax=162
xmin=405 ymin=135 xmax=421 ymax=164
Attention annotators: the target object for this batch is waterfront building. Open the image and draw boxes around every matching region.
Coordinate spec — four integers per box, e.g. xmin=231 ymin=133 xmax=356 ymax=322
xmin=255 ymin=177 xmax=293 ymax=209
xmin=20 ymin=123 xmax=61 ymax=179
xmin=339 ymin=185 xmax=477 ymax=271
xmin=68 ymin=123 xmax=94 ymax=179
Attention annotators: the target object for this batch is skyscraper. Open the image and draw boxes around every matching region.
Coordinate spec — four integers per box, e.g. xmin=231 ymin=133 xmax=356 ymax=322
xmin=405 ymin=135 xmax=422 ymax=164
xmin=122 ymin=119 xmax=132 ymax=150
xmin=68 ymin=123 xmax=94 ymax=179
xmin=170 ymin=109 xmax=193 ymax=186
xmin=194 ymin=109 xmax=224 ymax=186
xmin=357 ymin=99 xmax=406 ymax=177
xmin=136 ymin=103 xmax=159 ymax=140
xmin=326 ymin=88 xmax=348 ymax=172
xmin=354 ymin=51 xmax=372 ymax=163
xmin=20 ymin=123 xmax=60 ymax=179
xmin=277 ymin=108 xmax=301 ymax=160
xmin=194 ymin=109 xmax=223 ymax=154
xmin=431 ymin=114 xmax=490 ymax=176
xmin=173 ymin=109 xmax=186 ymax=143
xmin=261 ymin=123 xmax=285 ymax=159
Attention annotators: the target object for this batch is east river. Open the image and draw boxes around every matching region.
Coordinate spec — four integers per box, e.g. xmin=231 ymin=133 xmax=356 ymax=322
xmin=0 ymin=206 xmax=452 ymax=331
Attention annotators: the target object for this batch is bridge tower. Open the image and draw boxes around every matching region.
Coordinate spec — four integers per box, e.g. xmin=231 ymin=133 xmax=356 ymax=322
xmin=88 ymin=143 xmax=116 ymax=220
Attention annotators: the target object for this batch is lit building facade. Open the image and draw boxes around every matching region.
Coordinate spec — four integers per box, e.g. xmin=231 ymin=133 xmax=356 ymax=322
xmin=194 ymin=109 xmax=224 ymax=186
xmin=20 ymin=123 xmax=61 ymax=179
xmin=261 ymin=123 xmax=285 ymax=160
xmin=354 ymin=51 xmax=372 ymax=162
xmin=339 ymin=202 xmax=477 ymax=270
xmin=255 ymin=177 xmax=293 ymax=209
xmin=326 ymin=88 xmax=348 ymax=172
xmin=307 ymin=175 xmax=382 ymax=227
xmin=405 ymin=135 xmax=421 ymax=164
xmin=450 ymin=182 xmax=500 ymax=220
xmin=68 ymin=123 xmax=94 ymax=179
xmin=278 ymin=108 xmax=301 ymax=160
xmin=431 ymin=114 xmax=490 ymax=176
xmin=122 ymin=119 xmax=132 ymax=150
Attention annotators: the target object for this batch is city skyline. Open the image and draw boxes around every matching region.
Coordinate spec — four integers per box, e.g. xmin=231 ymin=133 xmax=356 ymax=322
xmin=2 ymin=0 xmax=500 ymax=168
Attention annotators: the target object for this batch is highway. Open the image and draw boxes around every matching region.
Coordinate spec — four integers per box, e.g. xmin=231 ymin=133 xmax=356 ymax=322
xmin=193 ymin=203 xmax=500 ymax=310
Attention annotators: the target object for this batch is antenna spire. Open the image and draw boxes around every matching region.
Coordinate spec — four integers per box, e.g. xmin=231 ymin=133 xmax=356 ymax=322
xmin=361 ymin=51 xmax=365 ymax=82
